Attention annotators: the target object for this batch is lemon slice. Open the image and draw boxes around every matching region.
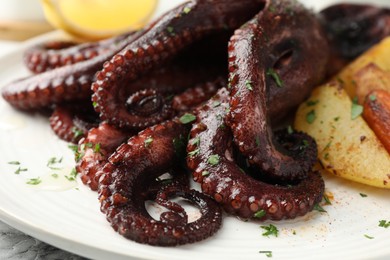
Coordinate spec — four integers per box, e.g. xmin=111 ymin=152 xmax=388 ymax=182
xmin=40 ymin=0 xmax=157 ymax=40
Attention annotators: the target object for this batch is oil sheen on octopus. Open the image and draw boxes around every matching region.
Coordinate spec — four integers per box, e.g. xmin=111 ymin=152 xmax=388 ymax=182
xmin=187 ymin=88 xmax=324 ymax=220
xmin=227 ymin=0 xmax=328 ymax=183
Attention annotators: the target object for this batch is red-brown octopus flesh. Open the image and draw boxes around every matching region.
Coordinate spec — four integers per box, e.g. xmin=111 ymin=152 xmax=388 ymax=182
xmin=2 ymin=0 xmax=390 ymax=247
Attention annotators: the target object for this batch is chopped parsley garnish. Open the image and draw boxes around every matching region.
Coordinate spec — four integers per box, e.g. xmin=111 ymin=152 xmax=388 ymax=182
xmin=245 ymin=80 xmax=253 ymax=91
xmin=26 ymin=177 xmax=41 ymax=185
xmin=259 ymin=251 xmax=273 ymax=257
xmin=369 ymin=94 xmax=377 ymax=101
xmin=190 ymin=136 xmax=200 ymax=147
xmin=202 ymin=171 xmax=210 ymax=176
xmin=313 ymin=203 xmax=327 ymax=213
xmin=92 ymin=101 xmax=98 ymax=108
xmin=179 ymin=113 xmax=196 ymax=124
xmin=144 ymin=137 xmax=153 ymax=148
xmin=364 ymin=234 xmax=374 ymax=239
xmin=287 ymin=125 xmax=294 ymax=134
xmin=71 ymin=127 xmax=84 ymax=139
xmin=306 ymin=110 xmax=316 ymax=124
xmin=254 ymin=209 xmax=266 ymax=219
xmin=306 ymin=100 xmax=319 ymax=106
xmin=94 ymin=143 xmax=101 ymax=153
xmin=188 ymin=148 xmax=200 ymax=157
xmin=8 ymin=161 xmax=20 ymax=165
xmin=351 ymin=97 xmax=363 ymax=120
xmin=65 ymin=168 xmax=77 ymax=181
xmin=167 ymin=26 xmax=175 ymax=35
xmin=323 ymin=193 xmax=332 ymax=205
xmin=68 ymin=144 xmax=78 ymax=153
xmin=359 ymin=193 xmax=368 ymax=198
xmin=212 ymin=101 xmax=221 ymax=107
xmin=261 ymin=224 xmax=279 ymax=237
xmin=15 ymin=167 xmax=28 ymax=175
xmin=183 ymin=6 xmax=191 ymax=14
xmin=47 ymin=157 xmax=63 ymax=169
xmin=207 ymin=154 xmax=220 ymax=166
xmin=51 ymin=173 xmax=59 ymax=178
xmin=266 ymin=68 xmax=283 ymax=87
xmin=378 ymin=220 xmax=390 ymax=228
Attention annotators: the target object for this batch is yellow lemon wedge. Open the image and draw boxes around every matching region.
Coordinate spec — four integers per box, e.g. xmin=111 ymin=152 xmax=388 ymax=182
xmin=40 ymin=0 xmax=157 ymax=40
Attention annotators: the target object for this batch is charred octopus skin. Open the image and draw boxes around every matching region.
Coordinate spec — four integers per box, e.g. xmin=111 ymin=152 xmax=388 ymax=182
xmin=98 ymin=119 xmax=222 ymax=246
xmin=91 ymin=0 xmax=265 ymax=130
xmin=187 ymin=88 xmax=324 ymax=220
xmin=227 ymin=0 xmax=328 ymax=182
xmin=320 ymin=3 xmax=390 ymax=76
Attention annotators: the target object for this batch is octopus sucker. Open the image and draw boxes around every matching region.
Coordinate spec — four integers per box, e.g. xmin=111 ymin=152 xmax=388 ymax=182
xmin=2 ymin=0 xmax=390 ymax=248
xmin=24 ymin=33 xmax=132 ymax=74
xmin=91 ymin=0 xmax=266 ymax=130
xmin=187 ymin=88 xmax=324 ymax=220
xmin=227 ymin=0 xmax=328 ymax=182
xmin=98 ymin=119 xmax=222 ymax=246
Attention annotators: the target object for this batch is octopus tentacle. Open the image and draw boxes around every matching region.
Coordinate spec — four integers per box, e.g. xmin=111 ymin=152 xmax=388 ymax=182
xmin=76 ymin=122 xmax=130 ymax=191
xmin=320 ymin=4 xmax=390 ymax=76
xmin=49 ymin=102 xmax=100 ymax=143
xmin=172 ymin=77 xmax=226 ymax=112
xmin=1 ymin=31 xmax=141 ymax=110
xmin=187 ymin=88 xmax=324 ymax=220
xmin=91 ymin=0 xmax=265 ymax=130
xmin=98 ymin=119 xmax=222 ymax=246
xmin=24 ymin=33 xmax=131 ymax=73
xmin=227 ymin=0 xmax=328 ymax=182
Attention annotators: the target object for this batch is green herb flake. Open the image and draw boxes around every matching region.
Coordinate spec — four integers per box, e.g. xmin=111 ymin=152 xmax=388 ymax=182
xmin=26 ymin=177 xmax=41 ymax=185
xmin=306 ymin=110 xmax=316 ymax=124
xmin=313 ymin=203 xmax=327 ymax=213
xmin=245 ymin=80 xmax=253 ymax=91
xmin=183 ymin=6 xmax=191 ymax=14
xmin=364 ymin=234 xmax=374 ymax=239
xmin=15 ymin=167 xmax=28 ymax=175
xmin=287 ymin=125 xmax=294 ymax=134
xmin=334 ymin=116 xmax=340 ymax=122
xmin=144 ymin=137 xmax=153 ymax=148
xmin=71 ymin=127 xmax=84 ymax=139
xmin=202 ymin=171 xmax=210 ymax=177
xmin=261 ymin=224 xmax=279 ymax=237
xmin=167 ymin=26 xmax=175 ymax=35
xmin=292 ymin=230 xmax=297 ymax=235
xmin=51 ymin=173 xmax=59 ymax=178
xmin=179 ymin=113 xmax=196 ymax=124
xmin=306 ymin=100 xmax=319 ymax=106
xmin=8 ymin=161 xmax=20 ymax=165
xmin=351 ymin=97 xmax=363 ymax=120
xmin=359 ymin=193 xmax=368 ymax=198
xmin=212 ymin=101 xmax=221 ymax=108
xmin=369 ymin=94 xmax=377 ymax=101
xmin=266 ymin=68 xmax=284 ymax=87
xmin=190 ymin=136 xmax=200 ymax=147
xmin=94 ymin=143 xmax=101 ymax=153
xmin=259 ymin=251 xmax=273 ymax=257
xmin=323 ymin=194 xmax=332 ymax=205
xmin=254 ymin=209 xmax=266 ymax=219
xmin=208 ymin=154 xmax=220 ymax=166
xmin=68 ymin=144 xmax=78 ymax=153
xmin=92 ymin=101 xmax=98 ymax=108
xmin=188 ymin=148 xmax=200 ymax=157
xmin=65 ymin=168 xmax=77 ymax=182
xmin=47 ymin=157 xmax=63 ymax=166
xmin=378 ymin=220 xmax=390 ymax=228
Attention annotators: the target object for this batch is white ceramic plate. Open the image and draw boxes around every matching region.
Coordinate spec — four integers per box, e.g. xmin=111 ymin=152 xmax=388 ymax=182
xmin=1 ymin=1 xmax=390 ymax=260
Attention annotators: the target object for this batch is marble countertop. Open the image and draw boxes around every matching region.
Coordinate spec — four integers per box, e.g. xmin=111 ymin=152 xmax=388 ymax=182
xmin=0 ymin=40 xmax=85 ymax=260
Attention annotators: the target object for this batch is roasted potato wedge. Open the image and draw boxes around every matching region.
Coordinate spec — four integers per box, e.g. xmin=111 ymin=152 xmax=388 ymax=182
xmin=353 ymin=63 xmax=390 ymax=104
xmin=294 ymin=81 xmax=390 ymax=189
xmin=336 ymin=37 xmax=390 ymax=98
xmin=363 ymin=89 xmax=390 ymax=153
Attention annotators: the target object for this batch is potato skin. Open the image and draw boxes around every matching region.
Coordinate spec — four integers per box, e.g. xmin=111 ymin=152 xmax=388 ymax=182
xmin=294 ymin=82 xmax=390 ymax=189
